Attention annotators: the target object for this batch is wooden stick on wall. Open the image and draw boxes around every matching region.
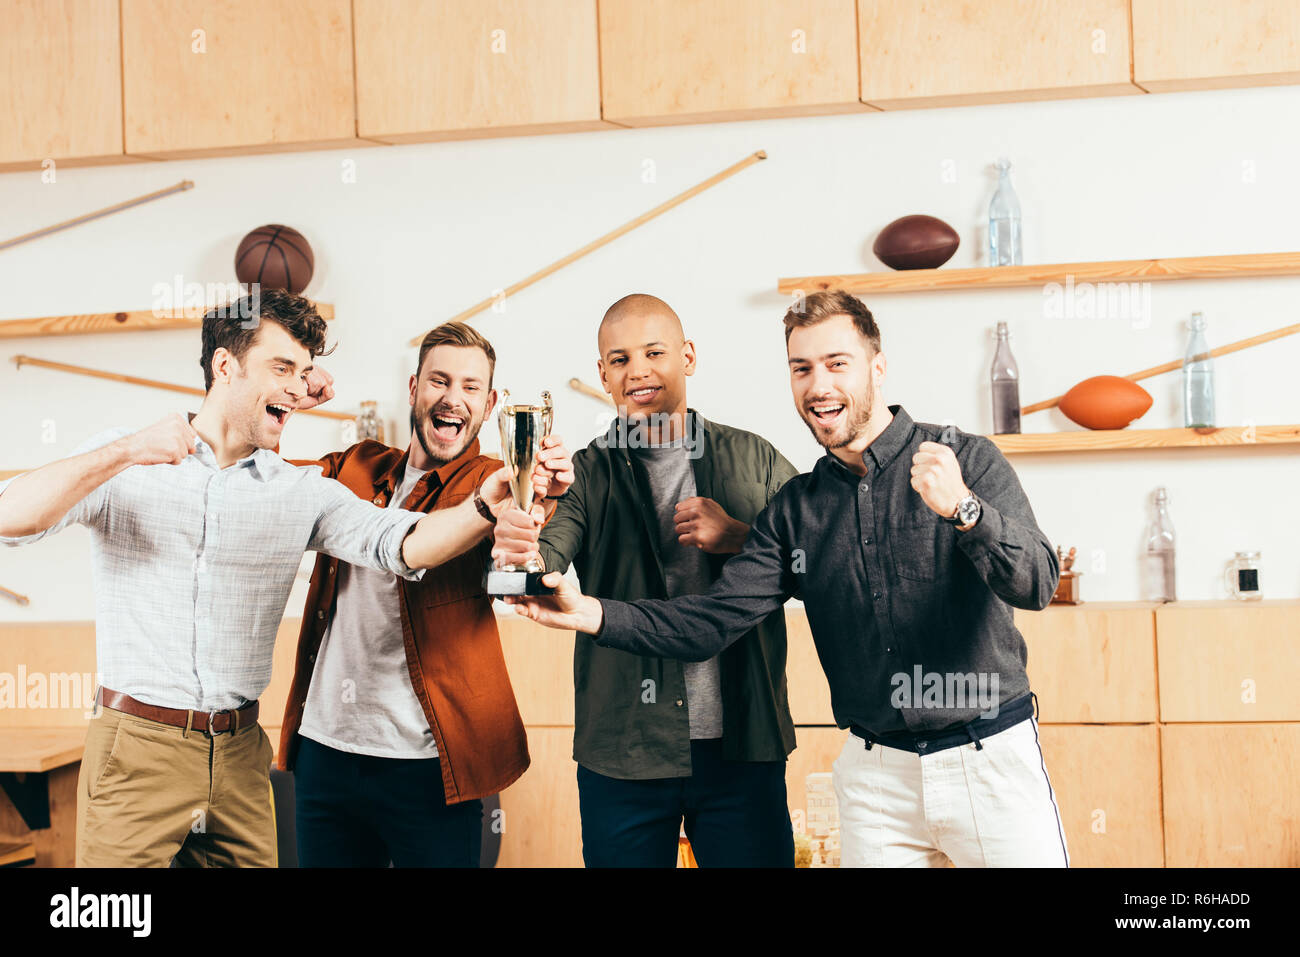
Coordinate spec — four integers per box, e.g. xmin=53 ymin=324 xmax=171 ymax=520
xmin=568 ymin=377 xmax=614 ymax=406
xmin=0 ymin=584 xmax=31 ymax=606
xmin=12 ymin=355 xmax=358 ymax=422
xmin=1023 ymin=321 xmax=1300 ymax=415
xmin=0 ymin=181 xmax=194 ymax=252
xmin=408 ymin=150 xmax=768 ymax=345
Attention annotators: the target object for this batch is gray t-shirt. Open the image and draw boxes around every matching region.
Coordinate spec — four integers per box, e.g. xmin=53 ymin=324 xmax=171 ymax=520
xmin=299 ymin=465 xmax=438 ymax=759
xmin=632 ymin=442 xmax=723 ymax=740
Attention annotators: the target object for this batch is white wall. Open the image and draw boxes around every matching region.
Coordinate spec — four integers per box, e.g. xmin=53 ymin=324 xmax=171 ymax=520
xmin=2 ymin=84 xmax=1298 ymax=621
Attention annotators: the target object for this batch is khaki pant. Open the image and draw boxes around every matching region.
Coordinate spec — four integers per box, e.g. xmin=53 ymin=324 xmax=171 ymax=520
xmin=76 ymin=706 xmax=277 ymax=867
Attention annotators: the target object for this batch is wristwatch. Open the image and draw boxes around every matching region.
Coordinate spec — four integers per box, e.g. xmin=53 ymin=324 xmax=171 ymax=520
xmin=946 ymin=492 xmax=981 ymax=531
xmin=472 ymin=485 xmax=496 ymax=524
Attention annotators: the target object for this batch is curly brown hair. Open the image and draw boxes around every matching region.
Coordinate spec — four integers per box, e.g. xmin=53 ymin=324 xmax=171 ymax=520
xmin=200 ymin=288 xmax=333 ymax=391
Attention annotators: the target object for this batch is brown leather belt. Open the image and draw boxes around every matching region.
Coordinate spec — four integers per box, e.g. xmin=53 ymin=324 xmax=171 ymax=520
xmin=100 ymin=687 xmax=259 ymax=736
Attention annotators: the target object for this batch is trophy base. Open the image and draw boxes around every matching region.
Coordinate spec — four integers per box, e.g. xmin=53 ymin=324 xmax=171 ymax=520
xmin=486 ymin=568 xmax=555 ymax=597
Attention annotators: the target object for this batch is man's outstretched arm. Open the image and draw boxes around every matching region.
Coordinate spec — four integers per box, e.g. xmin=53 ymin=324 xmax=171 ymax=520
xmin=505 ymin=494 xmax=798 ymax=662
xmin=0 ymin=415 xmax=196 ymax=541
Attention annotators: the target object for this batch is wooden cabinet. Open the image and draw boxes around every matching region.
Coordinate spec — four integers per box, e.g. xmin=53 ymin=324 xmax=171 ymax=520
xmin=1156 ymin=601 xmax=1300 ymax=722
xmin=1016 ymin=603 xmax=1159 ymax=723
xmin=496 ymin=726 xmax=583 ymax=867
xmin=120 ymin=0 xmax=359 ymax=158
xmin=1037 ymin=724 xmax=1164 ymax=867
xmin=1162 ymin=723 xmax=1300 ymax=866
xmin=1133 ymin=0 xmax=1300 ymax=92
xmin=598 ymin=0 xmax=865 ymax=126
xmin=354 ymin=0 xmax=607 ymax=143
xmin=0 ymin=0 xmax=125 ymax=170
xmin=858 ymin=0 xmax=1140 ymax=109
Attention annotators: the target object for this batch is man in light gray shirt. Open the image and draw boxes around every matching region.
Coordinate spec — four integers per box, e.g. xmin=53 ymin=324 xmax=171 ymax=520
xmin=0 ymin=291 xmax=521 ymax=867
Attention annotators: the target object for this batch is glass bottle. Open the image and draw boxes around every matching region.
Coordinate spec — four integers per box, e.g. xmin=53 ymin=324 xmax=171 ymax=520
xmin=991 ymin=322 xmax=1021 ymax=434
xmin=988 ymin=157 xmax=1022 ymax=266
xmin=357 ymin=401 xmax=385 ymax=444
xmin=1143 ymin=487 xmax=1176 ymax=602
xmin=1183 ymin=312 xmax=1216 ymax=428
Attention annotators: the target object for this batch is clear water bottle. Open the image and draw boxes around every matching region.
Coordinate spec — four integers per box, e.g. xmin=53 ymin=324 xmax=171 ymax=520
xmin=991 ymin=321 xmax=1021 ymax=434
xmin=1143 ymin=487 xmax=1176 ymax=602
xmin=988 ymin=157 xmax=1022 ymax=266
xmin=1183 ymin=312 xmax=1216 ymax=428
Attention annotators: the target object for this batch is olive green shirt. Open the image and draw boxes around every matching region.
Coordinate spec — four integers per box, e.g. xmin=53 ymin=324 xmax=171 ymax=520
xmin=539 ymin=411 xmax=799 ymax=779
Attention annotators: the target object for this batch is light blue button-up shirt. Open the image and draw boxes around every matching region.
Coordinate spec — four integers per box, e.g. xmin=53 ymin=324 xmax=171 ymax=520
xmin=0 ymin=428 xmax=426 ymax=711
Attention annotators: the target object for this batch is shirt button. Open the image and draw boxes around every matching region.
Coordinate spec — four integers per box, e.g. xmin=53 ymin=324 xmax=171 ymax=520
xmin=860 ymin=484 xmax=869 ymax=492
xmin=675 ymin=699 xmax=684 ymax=707
xmin=917 ymin=741 xmax=928 ymax=751
xmin=885 ymin=647 xmax=894 ymax=653
xmin=373 ymin=495 xmax=385 ymax=505
xmin=873 ymin=591 xmax=882 ymax=600
xmin=316 ymin=610 xmax=325 ymax=620
xmin=864 ymin=537 xmax=873 ymax=545
xmin=308 ymin=654 xmax=315 ymax=663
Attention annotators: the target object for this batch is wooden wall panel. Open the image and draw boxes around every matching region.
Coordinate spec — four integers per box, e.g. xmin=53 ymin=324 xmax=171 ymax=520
xmin=1016 ymin=603 xmax=1159 ymax=723
xmin=0 ymin=0 xmax=126 ymax=170
xmin=1156 ymin=601 xmax=1300 ymax=722
xmin=785 ymin=609 xmax=834 ymax=725
xmin=0 ymin=622 xmax=96 ymax=727
xmin=1162 ymin=723 xmax=1300 ymax=866
xmin=1037 ymin=724 xmax=1164 ymax=867
xmin=498 ymin=614 xmax=575 ymax=726
xmin=1133 ymin=0 xmax=1300 ymax=92
xmin=599 ymin=0 xmax=865 ymax=126
xmin=495 ymin=725 xmax=582 ymax=867
xmin=354 ymin=0 xmax=608 ymax=143
xmin=121 ymin=0 xmax=359 ymax=158
xmin=859 ymin=0 xmax=1140 ymax=109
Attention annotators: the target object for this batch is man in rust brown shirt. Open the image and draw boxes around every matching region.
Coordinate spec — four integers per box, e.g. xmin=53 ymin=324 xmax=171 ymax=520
xmin=279 ymin=321 xmax=572 ymax=867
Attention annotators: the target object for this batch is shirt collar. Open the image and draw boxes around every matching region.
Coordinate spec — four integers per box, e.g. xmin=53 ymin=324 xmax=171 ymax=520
xmin=377 ymin=437 xmax=482 ymax=497
xmin=822 ymin=404 xmax=914 ymax=478
xmin=602 ymin=408 xmax=709 ymax=460
xmin=187 ymin=413 xmax=272 ymax=479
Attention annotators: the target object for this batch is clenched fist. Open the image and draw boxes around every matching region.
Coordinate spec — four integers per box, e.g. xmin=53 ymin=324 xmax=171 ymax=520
xmin=126 ymin=413 xmax=199 ymax=466
xmin=909 ymin=440 xmax=969 ymax=519
xmin=674 ymin=496 xmax=748 ymax=554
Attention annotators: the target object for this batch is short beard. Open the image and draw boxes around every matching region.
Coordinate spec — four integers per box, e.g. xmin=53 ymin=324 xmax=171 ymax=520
xmin=411 ymin=406 xmax=480 ymax=467
xmin=804 ymin=380 xmax=873 ymax=450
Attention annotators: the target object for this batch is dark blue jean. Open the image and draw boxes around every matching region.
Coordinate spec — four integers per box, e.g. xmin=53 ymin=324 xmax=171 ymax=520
xmin=577 ymin=739 xmax=794 ymax=867
xmin=294 ymin=736 xmax=483 ymax=868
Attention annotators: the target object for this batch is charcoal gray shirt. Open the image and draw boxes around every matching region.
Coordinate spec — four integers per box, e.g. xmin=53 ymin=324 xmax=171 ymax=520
xmin=596 ymin=405 xmax=1060 ymax=735
xmin=631 ymin=440 xmax=723 ymax=740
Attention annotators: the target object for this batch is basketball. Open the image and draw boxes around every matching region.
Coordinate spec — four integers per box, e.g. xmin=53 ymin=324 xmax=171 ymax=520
xmin=234 ymin=224 xmax=314 ymax=294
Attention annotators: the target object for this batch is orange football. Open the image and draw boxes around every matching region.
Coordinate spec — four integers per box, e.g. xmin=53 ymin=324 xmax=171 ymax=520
xmin=1059 ymin=375 xmax=1153 ymax=430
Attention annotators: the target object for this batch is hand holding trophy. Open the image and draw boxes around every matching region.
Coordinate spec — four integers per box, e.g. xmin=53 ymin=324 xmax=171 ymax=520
xmin=486 ymin=390 xmax=556 ymax=597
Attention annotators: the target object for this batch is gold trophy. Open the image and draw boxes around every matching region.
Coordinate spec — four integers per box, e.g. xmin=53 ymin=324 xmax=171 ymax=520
xmin=485 ymin=390 xmax=555 ymax=596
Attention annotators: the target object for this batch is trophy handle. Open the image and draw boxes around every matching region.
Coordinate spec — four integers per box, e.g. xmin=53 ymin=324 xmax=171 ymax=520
xmin=540 ymin=390 xmax=554 ymax=437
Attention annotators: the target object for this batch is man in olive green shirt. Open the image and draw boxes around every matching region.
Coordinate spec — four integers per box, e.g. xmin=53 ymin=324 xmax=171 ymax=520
xmin=510 ymin=294 xmax=798 ymax=867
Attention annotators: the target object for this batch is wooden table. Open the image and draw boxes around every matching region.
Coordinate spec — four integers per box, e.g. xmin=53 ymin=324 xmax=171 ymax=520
xmin=0 ymin=728 xmax=85 ymax=867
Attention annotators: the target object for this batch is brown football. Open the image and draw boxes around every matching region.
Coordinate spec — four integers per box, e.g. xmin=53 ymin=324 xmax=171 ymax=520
xmin=1059 ymin=376 xmax=1153 ymax=430
xmin=873 ymin=215 xmax=960 ymax=270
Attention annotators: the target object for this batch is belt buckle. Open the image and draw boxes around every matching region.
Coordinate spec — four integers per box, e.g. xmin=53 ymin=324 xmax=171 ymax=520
xmin=205 ymin=709 xmax=224 ymax=737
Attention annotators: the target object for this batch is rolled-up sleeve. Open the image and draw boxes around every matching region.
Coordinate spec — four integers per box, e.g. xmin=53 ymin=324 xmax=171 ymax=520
xmin=0 ymin=428 xmax=130 ymax=546
xmin=306 ymin=474 xmax=426 ymax=580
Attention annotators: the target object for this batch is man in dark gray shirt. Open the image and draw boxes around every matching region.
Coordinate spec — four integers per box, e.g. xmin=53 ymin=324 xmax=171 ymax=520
xmin=499 ymin=291 xmax=1069 ymax=868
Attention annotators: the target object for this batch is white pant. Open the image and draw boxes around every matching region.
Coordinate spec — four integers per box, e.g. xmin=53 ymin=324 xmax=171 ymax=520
xmin=831 ymin=716 xmax=1069 ymax=867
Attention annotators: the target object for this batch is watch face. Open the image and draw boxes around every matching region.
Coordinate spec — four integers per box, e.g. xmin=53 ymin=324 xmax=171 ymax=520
xmin=958 ymin=497 xmax=980 ymax=525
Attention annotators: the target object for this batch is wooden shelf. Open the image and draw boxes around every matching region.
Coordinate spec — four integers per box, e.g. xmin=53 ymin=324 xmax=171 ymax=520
xmin=0 ymin=471 xmax=24 ymax=480
xmin=0 ymin=302 xmax=334 ymax=340
xmin=989 ymin=424 xmax=1300 ymax=454
xmin=778 ymin=252 xmax=1300 ymax=295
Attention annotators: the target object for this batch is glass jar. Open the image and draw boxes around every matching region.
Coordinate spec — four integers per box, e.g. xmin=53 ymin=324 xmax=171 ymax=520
xmin=1224 ymin=551 xmax=1262 ymax=601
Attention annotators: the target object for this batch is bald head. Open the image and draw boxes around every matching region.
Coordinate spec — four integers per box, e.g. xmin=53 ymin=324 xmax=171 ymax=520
xmin=599 ymin=294 xmax=684 ymax=346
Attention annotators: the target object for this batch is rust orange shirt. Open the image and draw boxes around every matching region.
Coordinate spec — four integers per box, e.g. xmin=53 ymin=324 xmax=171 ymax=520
xmin=277 ymin=439 xmax=528 ymax=804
